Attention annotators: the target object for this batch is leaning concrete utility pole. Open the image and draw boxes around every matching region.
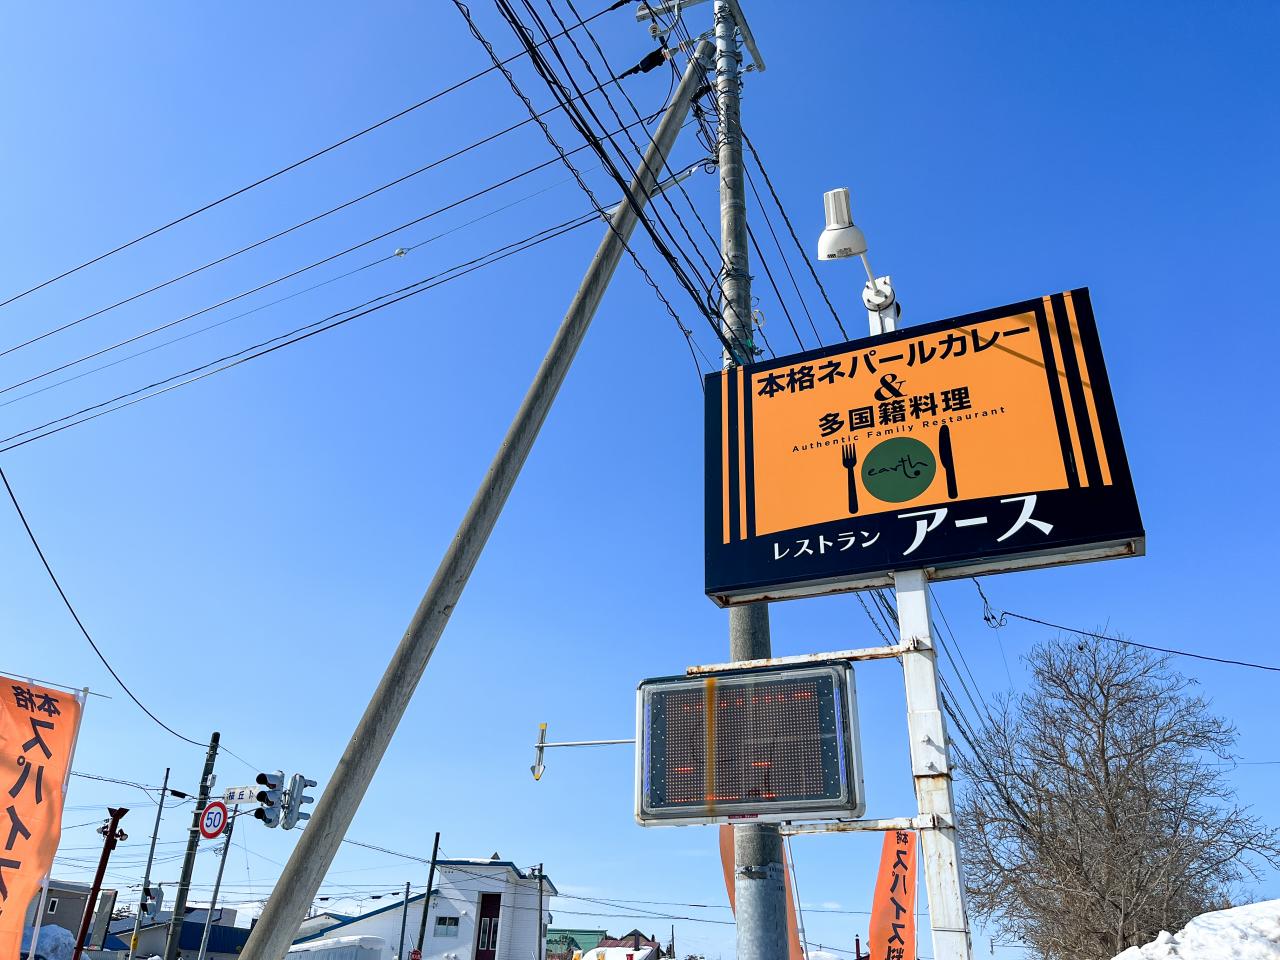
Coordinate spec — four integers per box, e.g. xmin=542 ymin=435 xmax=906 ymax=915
xmin=239 ymin=40 xmax=714 ymax=960
xmin=712 ymin=2 xmax=788 ymax=958
xmin=166 ymin=732 xmax=219 ymax=960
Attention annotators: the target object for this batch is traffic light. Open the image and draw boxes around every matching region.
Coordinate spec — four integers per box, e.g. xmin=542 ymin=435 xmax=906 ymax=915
xmin=253 ymin=770 xmax=284 ymax=828
xmin=141 ymin=883 xmax=163 ymax=921
xmin=635 ymin=662 xmax=865 ymax=826
xmin=282 ymin=774 xmax=317 ymax=830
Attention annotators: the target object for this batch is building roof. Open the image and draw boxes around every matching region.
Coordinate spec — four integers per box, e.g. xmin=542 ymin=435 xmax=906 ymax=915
xmin=436 ymin=858 xmax=559 ymax=895
xmin=293 ymin=894 xmax=434 ymax=945
xmin=136 ymin=919 xmax=251 ymax=952
xmin=549 ymin=928 xmax=609 ymax=951
xmin=598 ymin=930 xmax=662 ymax=948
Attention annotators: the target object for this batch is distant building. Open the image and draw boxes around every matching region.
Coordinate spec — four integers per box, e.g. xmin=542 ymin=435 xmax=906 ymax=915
xmin=115 ymin=909 xmax=248 ymax=960
xmin=547 ymin=928 xmax=608 ymax=960
xmin=293 ymin=855 xmax=557 ymax=960
xmin=596 ymin=930 xmax=664 ymax=953
xmin=22 ymin=879 xmax=117 ymax=953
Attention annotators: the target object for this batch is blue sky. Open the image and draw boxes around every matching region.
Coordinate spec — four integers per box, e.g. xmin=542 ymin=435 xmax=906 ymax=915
xmin=1 ymin=1 xmax=1277 ymax=957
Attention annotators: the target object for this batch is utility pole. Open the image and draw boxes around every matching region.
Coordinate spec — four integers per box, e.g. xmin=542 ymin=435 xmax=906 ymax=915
xmin=239 ymin=42 xmax=714 ymax=960
xmin=72 ymin=807 xmax=128 ymax=960
xmin=196 ymin=809 xmax=237 ymax=960
xmin=397 ymin=881 xmax=412 ymax=960
xmin=415 ymin=832 xmax=442 ymax=953
xmin=127 ymin=767 xmax=171 ymax=960
xmin=711 ymin=2 xmax=787 ymax=958
xmin=166 ymin=732 xmax=220 ymax=960
xmin=536 ymin=864 xmax=545 ymax=960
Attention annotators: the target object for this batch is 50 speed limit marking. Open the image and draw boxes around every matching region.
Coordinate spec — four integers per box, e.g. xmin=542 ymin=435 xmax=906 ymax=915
xmin=200 ymin=800 xmax=229 ymax=840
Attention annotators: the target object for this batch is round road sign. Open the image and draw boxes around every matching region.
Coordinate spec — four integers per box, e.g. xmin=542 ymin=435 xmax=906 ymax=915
xmin=410 ymin=950 xmax=422 ymax=960
xmin=200 ymin=800 xmax=229 ymax=840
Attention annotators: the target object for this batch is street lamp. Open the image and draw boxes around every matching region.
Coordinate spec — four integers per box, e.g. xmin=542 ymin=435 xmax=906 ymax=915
xmin=817 ymin=187 xmax=899 ymax=335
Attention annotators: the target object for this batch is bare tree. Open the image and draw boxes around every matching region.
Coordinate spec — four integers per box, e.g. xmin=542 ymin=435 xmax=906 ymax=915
xmin=955 ymin=636 xmax=1280 ymax=960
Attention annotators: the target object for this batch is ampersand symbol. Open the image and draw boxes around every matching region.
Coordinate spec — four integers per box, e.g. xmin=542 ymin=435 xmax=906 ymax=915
xmin=874 ymin=373 xmax=906 ymax=401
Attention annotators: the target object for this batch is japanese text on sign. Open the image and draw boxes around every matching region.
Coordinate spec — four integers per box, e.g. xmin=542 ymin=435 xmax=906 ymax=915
xmin=0 ymin=679 xmax=83 ymax=956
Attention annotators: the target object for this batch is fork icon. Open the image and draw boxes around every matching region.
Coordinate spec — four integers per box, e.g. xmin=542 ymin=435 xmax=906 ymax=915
xmin=840 ymin=441 xmax=859 ymax=515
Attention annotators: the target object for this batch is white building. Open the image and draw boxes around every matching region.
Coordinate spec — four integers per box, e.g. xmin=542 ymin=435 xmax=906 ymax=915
xmin=294 ymin=856 xmax=557 ymax=960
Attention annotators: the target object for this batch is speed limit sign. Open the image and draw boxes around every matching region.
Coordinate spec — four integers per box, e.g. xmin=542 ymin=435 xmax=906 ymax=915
xmin=200 ymin=800 xmax=229 ymax=840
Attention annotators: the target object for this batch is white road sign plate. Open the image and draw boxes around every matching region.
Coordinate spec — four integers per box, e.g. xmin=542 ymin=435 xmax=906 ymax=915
xmin=222 ymin=785 xmax=261 ymax=805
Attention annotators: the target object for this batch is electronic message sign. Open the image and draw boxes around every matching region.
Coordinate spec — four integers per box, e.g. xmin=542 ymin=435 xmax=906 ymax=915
xmin=705 ymin=288 xmax=1144 ymax=605
xmin=636 ymin=663 xmax=865 ymax=825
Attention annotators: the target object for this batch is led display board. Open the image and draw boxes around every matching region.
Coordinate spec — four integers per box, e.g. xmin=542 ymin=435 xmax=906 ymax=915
xmin=635 ymin=662 xmax=865 ymax=826
xmin=705 ymin=288 xmax=1144 ymax=605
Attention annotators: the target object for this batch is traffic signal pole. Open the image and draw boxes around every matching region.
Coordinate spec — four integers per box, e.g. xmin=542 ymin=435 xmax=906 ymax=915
xmin=239 ymin=41 xmax=714 ymax=960
xmin=165 ymin=731 xmax=219 ymax=960
xmin=126 ymin=767 xmax=170 ymax=960
xmin=196 ymin=809 xmax=237 ymax=960
xmin=710 ymin=2 xmax=788 ymax=957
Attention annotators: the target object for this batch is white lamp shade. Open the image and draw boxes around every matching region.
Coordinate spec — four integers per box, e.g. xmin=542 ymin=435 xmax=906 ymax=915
xmin=817 ymin=187 xmax=867 ymax=260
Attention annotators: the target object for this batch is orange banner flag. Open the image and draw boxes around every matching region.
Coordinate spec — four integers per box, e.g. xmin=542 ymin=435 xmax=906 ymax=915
xmin=868 ymin=830 xmax=917 ymax=960
xmin=0 ymin=679 xmax=83 ymax=957
xmin=718 ymin=824 xmax=805 ymax=960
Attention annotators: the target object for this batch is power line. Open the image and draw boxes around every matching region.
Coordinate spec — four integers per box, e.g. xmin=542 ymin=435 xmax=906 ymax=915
xmin=0 ymin=465 xmax=205 ymax=746
xmin=0 ymin=111 xmax=663 ymax=396
xmin=739 ymin=125 xmax=849 ymax=341
xmin=458 ymin=0 xmax=743 ymax=361
xmin=0 ymin=212 xmax=596 ymax=454
xmin=1001 ymin=611 xmax=1280 ymax=674
xmin=744 ymin=163 xmax=823 ymax=346
xmin=0 ymin=77 xmax=648 ymax=366
xmin=0 ymin=0 xmax=630 ymax=311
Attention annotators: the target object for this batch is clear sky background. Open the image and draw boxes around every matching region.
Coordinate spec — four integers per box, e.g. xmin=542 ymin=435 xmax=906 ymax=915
xmin=1 ymin=1 xmax=1277 ymax=958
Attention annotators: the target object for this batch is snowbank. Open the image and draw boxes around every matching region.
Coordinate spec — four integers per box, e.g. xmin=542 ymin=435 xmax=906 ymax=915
xmin=1114 ymin=900 xmax=1280 ymax=959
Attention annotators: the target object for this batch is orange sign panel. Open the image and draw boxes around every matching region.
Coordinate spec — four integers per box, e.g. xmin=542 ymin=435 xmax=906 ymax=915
xmin=705 ymin=289 xmax=1143 ymax=604
xmin=869 ymin=830 xmax=918 ymax=960
xmin=0 ymin=679 xmax=82 ymax=956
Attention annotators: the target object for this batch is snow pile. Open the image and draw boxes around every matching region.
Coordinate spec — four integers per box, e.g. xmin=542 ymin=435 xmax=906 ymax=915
xmin=20 ymin=923 xmax=76 ymax=960
xmin=1115 ymin=900 xmax=1280 ymax=960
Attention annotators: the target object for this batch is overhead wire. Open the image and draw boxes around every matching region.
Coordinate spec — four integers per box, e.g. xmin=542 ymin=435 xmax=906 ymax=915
xmin=0 ymin=211 xmax=598 ymax=454
xmin=1001 ymin=611 xmax=1280 ymax=674
xmin=0 ymin=112 xmax=666 ymax=401
xmin=739 ymin=125 xmax=850 ymax=340
xmin=455 ymin=0 xmax=745 ymax=361
xmin=0 ymin=0 xmax=631 ymax=311
xmin=0 ymin=465 xmax=205 ymax=747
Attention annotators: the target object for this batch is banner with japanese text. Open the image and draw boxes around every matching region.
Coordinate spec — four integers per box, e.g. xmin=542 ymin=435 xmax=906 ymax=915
xmin=705 ymin=288 xmax=1144 ymax=604
xmin=0 ymin=679 xmax=82 ymax=957
xmin=869 ymin=830 xmax=917 ymax=960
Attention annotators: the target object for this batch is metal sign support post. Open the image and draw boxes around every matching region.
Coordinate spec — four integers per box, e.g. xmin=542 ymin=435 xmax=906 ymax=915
xmin=196 ymin=806 xmax=236 ymax=960
xmin=866 ymin=288 xmax=973 ymax=960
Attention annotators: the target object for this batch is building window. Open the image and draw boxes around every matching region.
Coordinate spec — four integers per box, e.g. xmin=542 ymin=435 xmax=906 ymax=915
xmin=46 ymin=899 xmax=58 ymax=915
xmin=434 ymin=916 xmax=459 ymax=938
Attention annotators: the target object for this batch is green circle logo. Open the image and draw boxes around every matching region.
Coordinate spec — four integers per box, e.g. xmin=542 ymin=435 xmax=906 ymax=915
xmin=861 ymin=437 xmax=937 ymax=503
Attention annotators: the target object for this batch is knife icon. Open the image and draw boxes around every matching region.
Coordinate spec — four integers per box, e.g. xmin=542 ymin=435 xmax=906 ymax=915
xmin=938 ymin=425 xmax=958 ymax=499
